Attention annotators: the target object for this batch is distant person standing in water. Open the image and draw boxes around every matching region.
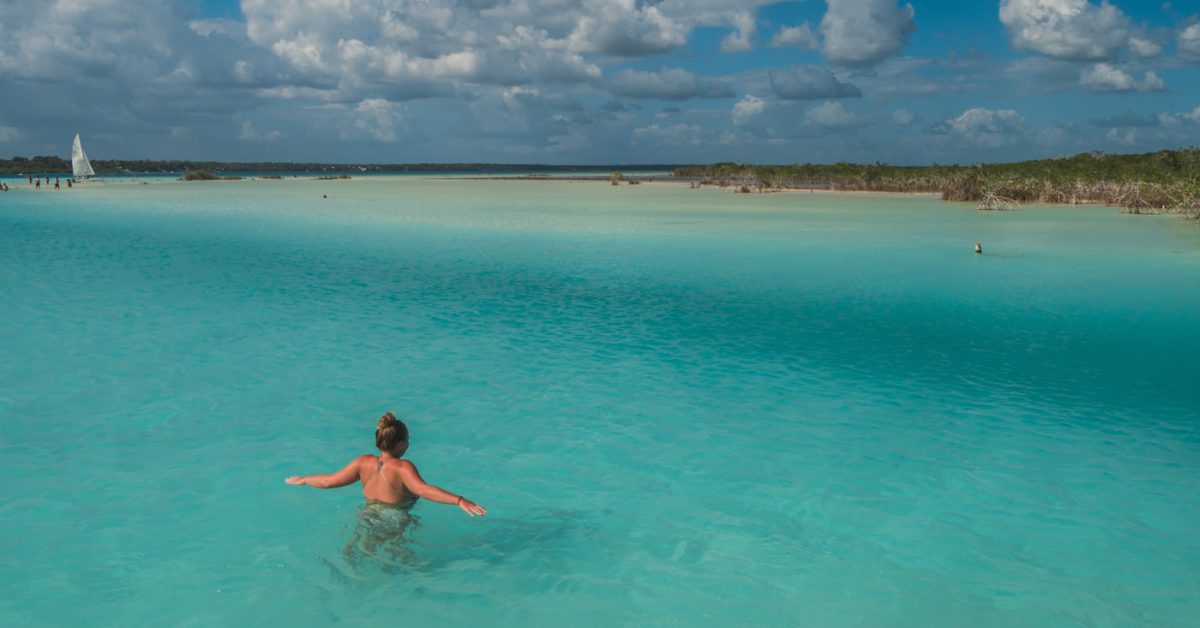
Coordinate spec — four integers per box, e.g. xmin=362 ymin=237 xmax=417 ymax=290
xmin=286 ymin=411 xmax=487 ymax=517
xmin=975 ymin=241 xmax=983 ymax=255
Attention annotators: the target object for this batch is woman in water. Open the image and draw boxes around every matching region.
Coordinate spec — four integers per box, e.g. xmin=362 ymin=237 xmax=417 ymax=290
xmin=285 ymin=411 xmax=486 ymax=517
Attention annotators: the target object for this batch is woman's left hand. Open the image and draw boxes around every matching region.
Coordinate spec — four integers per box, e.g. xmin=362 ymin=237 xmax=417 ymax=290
xmin=284 ymin=476 xmax=306 ymax=485
xmin=457 ymin=497 xmax=487 ymax=517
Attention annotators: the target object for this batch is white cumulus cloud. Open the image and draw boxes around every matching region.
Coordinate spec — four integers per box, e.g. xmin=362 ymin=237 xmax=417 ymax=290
xmin=1106 ymin=127 xmax=1137 ymax=145
xmin=1134 ymin=70 xmax=1163 ymax=91
xmin=731 ymin=95 xmax=765 ymax=126
xmin=1128 ymin=37 xmax=1162 ymax=59
xmin=1180 ymin=23 xmax=1200 ymax=63
xmin=608 ymin=67 xmax=734 ymax=101
xmin=769 ymin=66 xmax=861 ymax=100
xmin=820 ymin=0 xmax=916 ymax=67
xmin=805 ymin=101 xmax=865 ymax=128
xmin=721 ymin=12 xmax=759 ymax=53
xmin=999 ymin=0 xmax=1131 ymax=61
xmin=1158 ymin=106 xmax=1200 ymax=125
xmin=770 ymin=23 xmax=818 ymax=49
xmin=340 ymin=98 xmax=407 ymax=142
xmin=1078 ymin=63 xmax=1165 ymax=93
xmin=567 ymin=0 xmax=689 ymax=56
xmin=941 ymin=107 xmax=1027 ymax=147
xmin=239 ymin=120 xmax=283 ymax=142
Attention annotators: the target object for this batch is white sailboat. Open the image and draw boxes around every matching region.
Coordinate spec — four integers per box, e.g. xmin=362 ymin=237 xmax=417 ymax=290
xmin=71 ymin=133 xmax=95 ymax=180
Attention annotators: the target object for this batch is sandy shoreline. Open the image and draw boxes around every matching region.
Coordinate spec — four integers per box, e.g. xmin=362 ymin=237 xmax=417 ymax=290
xmin=428 ymin=174 xmax=944 ymax=196
xmin=0 ymin=173 xmax=1087 ymax=204
xmin=0 ymin=174 xmax=956 ymax=203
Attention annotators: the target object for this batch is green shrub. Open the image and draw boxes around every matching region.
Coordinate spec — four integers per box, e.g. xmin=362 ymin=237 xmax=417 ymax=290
xmin=181 ymin=170 xmax=218 ymax=181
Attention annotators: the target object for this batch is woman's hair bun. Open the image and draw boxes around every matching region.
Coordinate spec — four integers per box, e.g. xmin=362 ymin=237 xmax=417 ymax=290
xmin=374 ymin=411 xmax=409 ymax=452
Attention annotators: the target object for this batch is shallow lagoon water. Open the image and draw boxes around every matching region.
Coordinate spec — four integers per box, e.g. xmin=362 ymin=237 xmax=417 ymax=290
xmin=1 ymin=177 xmax=1198 ymax=626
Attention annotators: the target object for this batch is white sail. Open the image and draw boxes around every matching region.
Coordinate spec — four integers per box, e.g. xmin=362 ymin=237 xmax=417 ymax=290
xmin=71 ymin=134 xmax=95 ymax=179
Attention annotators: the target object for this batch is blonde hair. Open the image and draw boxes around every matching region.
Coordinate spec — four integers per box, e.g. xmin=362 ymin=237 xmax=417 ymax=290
xmin=375 ymin=411 xmax=409 ymax=451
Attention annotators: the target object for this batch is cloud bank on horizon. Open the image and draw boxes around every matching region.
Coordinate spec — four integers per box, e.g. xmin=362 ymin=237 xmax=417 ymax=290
xmin=0 ymin=0 xmax=1198 ymax=164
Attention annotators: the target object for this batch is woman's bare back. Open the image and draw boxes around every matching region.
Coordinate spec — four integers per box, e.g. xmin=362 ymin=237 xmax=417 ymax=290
xmin=358 ymin=455 xmax=418 ymax=506
xmin=286 ymin=436 xmax=486 ymax=518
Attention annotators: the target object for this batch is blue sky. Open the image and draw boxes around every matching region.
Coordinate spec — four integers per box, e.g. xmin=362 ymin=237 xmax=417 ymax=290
xmin=1 ymin=0 xmax=1198 ymax=164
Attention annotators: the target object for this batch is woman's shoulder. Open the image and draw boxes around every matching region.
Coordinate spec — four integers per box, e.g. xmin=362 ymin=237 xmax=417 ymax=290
xmin=382 ymin=457 xmax=417 ymax=473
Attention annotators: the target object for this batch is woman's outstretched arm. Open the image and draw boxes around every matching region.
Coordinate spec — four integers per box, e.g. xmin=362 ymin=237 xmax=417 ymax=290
xmin=396 ymin=460 xmax=487 ymax=517
xmin=285 ymin=455 xmax=367 ymax=488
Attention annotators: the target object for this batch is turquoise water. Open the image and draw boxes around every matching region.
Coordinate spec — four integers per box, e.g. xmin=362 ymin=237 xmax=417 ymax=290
xmin=1 ymin=178 xmax=1198 ymax=626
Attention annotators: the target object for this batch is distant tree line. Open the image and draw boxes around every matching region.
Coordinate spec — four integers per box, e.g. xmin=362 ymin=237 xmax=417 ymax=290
xmin=0 ymin=155 xmax=70 ymax=173
xmin=674 ymin=149 xmax=1200 ymax=220
xmin=0 ymin=157 xmax=683 ymax=175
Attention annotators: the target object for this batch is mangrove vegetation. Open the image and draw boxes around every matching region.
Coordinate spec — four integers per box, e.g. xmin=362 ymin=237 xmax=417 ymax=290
xmin=674 ymin=149 xmax=1200 ymax=219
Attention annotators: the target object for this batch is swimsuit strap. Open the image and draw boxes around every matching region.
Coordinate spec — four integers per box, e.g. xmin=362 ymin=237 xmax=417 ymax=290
xmin=370 ymin=456 xmax=399 ymax=491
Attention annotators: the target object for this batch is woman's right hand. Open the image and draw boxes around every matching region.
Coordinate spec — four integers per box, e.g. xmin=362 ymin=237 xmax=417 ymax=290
xmin=456 ymin=497 xmax=487 ymax=517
